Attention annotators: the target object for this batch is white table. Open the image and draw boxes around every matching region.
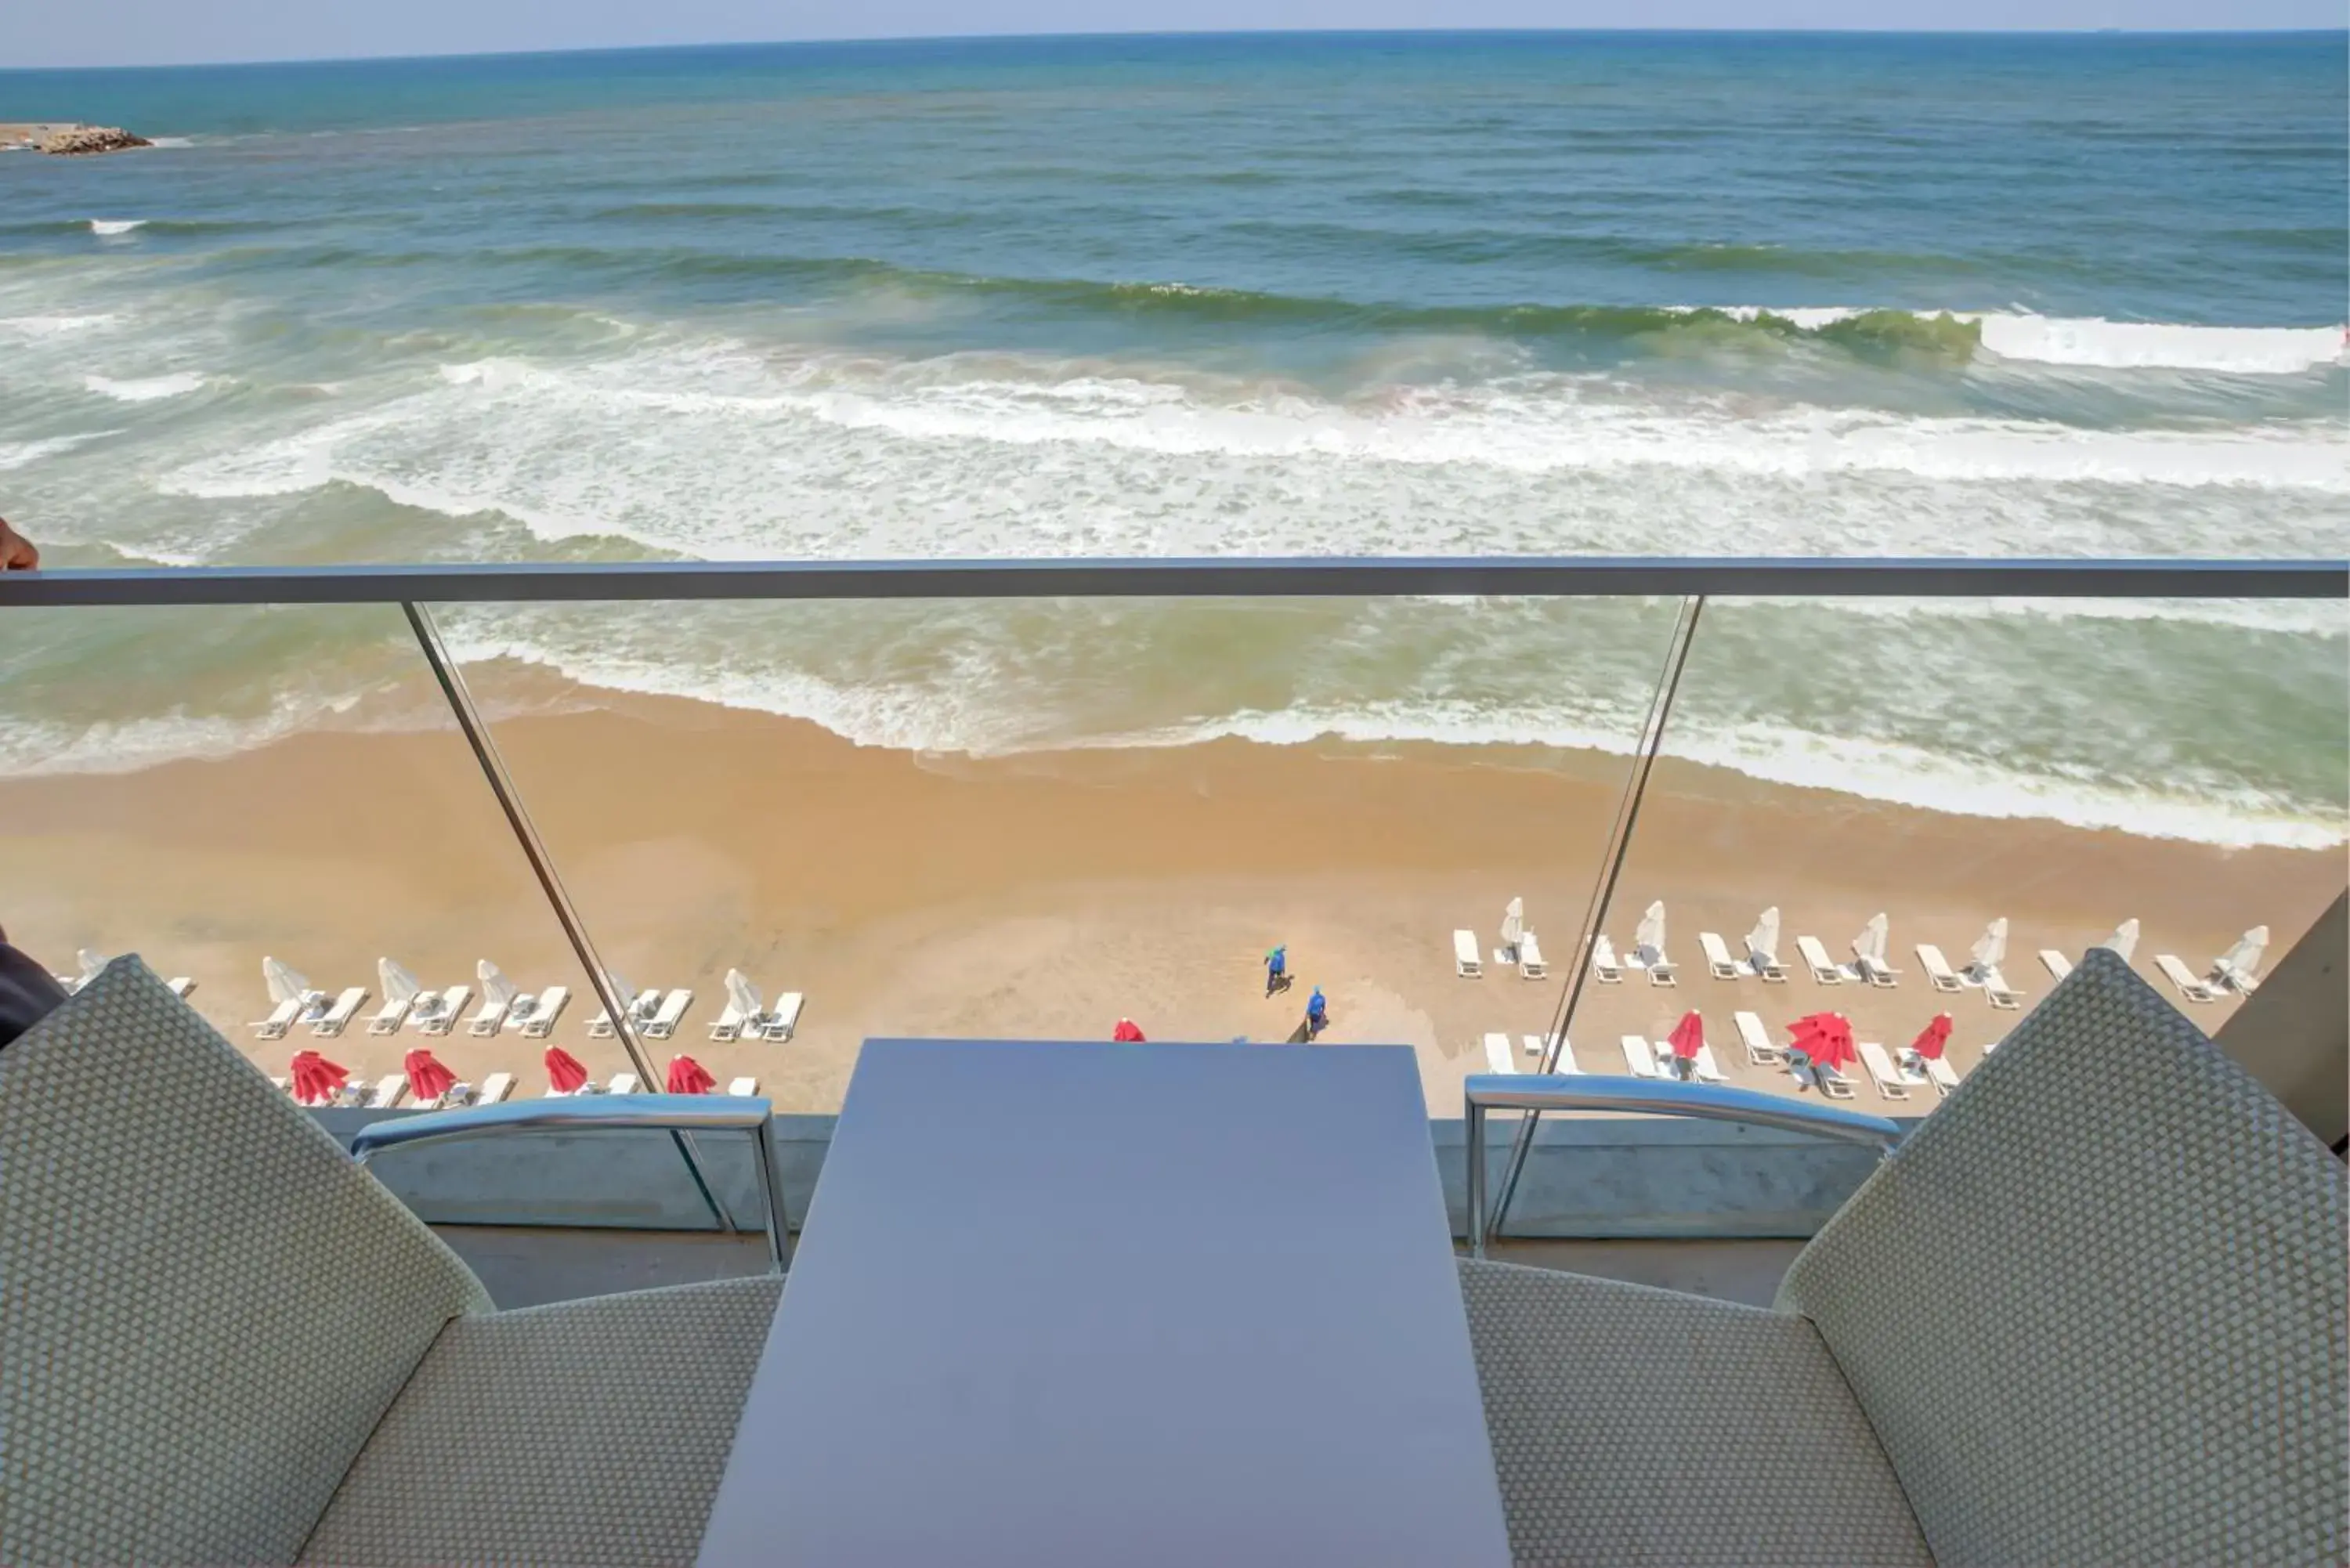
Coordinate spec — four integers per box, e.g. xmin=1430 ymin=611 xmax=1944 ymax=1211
xmin=696 ymin=1039 xmax=1511 ymax=1568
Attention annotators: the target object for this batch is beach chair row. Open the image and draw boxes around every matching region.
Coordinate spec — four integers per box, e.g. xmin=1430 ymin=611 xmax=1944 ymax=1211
xmin=1473 ymin=1009 xmax=1972 ymax=1105
xmin=1581 ymin=905 xmax=2268 ymax=1013
xmin=271 ymin=1065 xmax=768 ymax=1110
xmin=244 ymin=958 xmax=806 ymax=1045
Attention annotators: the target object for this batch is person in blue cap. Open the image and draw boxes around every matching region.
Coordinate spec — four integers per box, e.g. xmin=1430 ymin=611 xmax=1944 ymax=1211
xmin=1264 ymin=945 xmax=1290 ymax=997
xmin=1305 ymin=985 xmax=1329 ymax=1038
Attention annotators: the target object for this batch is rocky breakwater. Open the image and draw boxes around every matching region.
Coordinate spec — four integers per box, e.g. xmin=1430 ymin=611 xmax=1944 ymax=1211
xmin=0 ymin=123 xmax=155 ymax=155
xmin=38 ymin=125 xmax=154 ymax=156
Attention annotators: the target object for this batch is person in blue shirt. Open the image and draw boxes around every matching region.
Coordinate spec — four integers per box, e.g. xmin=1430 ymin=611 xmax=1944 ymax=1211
xmin=1305 ymin=986 xmax=1329 ymax=1038
xmin=1264 ymin=945 xmax=1289 ymax=996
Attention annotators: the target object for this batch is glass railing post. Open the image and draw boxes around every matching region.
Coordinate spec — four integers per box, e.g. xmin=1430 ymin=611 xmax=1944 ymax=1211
xmin=401 ymin=600 xmax=738 ymax=1237
xmin=1488 ymin=593 xmax=1707 ymax=1248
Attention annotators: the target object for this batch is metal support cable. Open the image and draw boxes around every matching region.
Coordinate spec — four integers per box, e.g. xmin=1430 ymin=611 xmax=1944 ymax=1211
xmin=400 ymin=601 xmax=736 ymax=1236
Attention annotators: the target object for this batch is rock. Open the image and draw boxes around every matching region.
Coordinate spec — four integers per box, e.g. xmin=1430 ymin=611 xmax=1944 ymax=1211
xmin=35 ymin=126 xmax=154 ymax=157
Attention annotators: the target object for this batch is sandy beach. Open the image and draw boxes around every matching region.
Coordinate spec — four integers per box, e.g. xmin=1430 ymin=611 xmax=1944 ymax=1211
xmin=0 ymin=669 xmax=2332 ymax=1115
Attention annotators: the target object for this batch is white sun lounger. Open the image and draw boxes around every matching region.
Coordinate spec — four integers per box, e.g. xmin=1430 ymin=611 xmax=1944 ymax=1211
xmin=366 ymin=1075 xmax=407 ymax=1110
xmin=709 ymin=1000 xmax=750 ymax=1044
xmin=1914 ymin=944 xmax=1963 ymax=993
xmin=1591 ymin=936 xmax=1623 ymax=985
xmin=475 ymin=1071 xmax=515 ymax=1106
xmin=1900 ymin=1048 xmax=1961 ymax=1096
xmin=166 ymin=977 xmax=197 ymax=999
xmin=2154 ymin=954 xmax=2218 ymax=1004
xmin=1733 ymin=1010 xmax=1782 ymax=1066
xmin=1681 ymin=1042 xmax=1727 ymax=1084
xmin=1979 ymin=969 xmax=2023 ymax=1011
xmin=1852 ymin=950 xmax=1902 ymax=988
xmin=312 ymin=987 xmax=369 ymax=1039
xmin=251 ymin=995 xmax=309 ymax=1041
xmin=761 ymin=992 xmax=805 ymax=1042
xmin=606 ymin=1072 xmax=641 ymax=1095
xmin=1795 ymin=936 xmax=1842 ymax=986
xmin=1483 ymin=1033 xmax=1517 ymax=1075
xmin=1453 ymin=930 xmax=1483 ymax=978
xmin=1517 ymin=934 xmax=1547 ymax=980
xmin=727 ymin=1076 xmax=759 ymax=1097
xmin=1815 ymin=1064 xmax=1856 ymax=1100
xmin=588 ymin=988 xmax=663 ymax=1039
xmin=1697 ymin=931 xmax=1743 ymax=981
xmin=1524 ymin=1034 xmax=1582 ymax=1075
xmin=1629 ymin=949 xmax=1678 ymax=987
xmin=465 ymin=992 xmax=511 ymax=1038
xmin=2039 ymin=949 xmax=2073 ymax=982
xmin=515 ymin=985 xmax=569 ymax=1037
xmin=1856 ymin=1041 xmax=1911 ymax=1101
xmin=409 ymin=985 xmax=471 ymax=1038
xmin=367 ymin=994 xmax=414 ymax=1036
xmin=1618 ymin=1035 xmax=1659 ymax=1078
xmin=642 ymin=990 xmax=692 ymax=1041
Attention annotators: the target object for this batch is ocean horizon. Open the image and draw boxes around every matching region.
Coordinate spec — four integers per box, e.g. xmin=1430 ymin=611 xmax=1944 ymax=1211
xmin=2 ymin=31 xmax=2344 ymax=847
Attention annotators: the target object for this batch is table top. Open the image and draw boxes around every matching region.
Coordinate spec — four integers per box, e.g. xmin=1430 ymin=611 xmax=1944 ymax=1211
xmin=695 ymin=1039 xmax=1512 ymax=1568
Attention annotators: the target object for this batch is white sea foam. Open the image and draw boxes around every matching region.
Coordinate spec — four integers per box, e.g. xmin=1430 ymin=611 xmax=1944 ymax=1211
xmin=145 ymin=138 xmax=194 ymax=149
xmin=1976 ymin=315 xmax=2345 ymax=374
xmin=0 ymin=432 xmax=113 ymax=471
xmin=85 ymin=371 xmax=207 ymax=403
xmin=1095 ymin=703 xmax=2345 ymax=851
xmin=105 ymin=334 xmax=2350 ymax=848
xmin=89 ymin=219 xmax=147 ymax=237
xmin=1695 ymin=307 xmax=2347 ymax=375
xmin=0 ymin=313 xmax=121 ymax=338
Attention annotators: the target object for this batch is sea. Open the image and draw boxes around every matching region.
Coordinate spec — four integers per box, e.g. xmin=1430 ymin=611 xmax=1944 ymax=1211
xmin=1 ymin=32 xmax=2344 ymax=848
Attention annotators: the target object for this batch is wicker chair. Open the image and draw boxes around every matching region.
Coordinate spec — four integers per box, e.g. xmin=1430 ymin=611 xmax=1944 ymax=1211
xmin=1 ymin=959 xmax=783 ymax=1567
xmin=1459 ymin=947 xmax=2346 ymax=1566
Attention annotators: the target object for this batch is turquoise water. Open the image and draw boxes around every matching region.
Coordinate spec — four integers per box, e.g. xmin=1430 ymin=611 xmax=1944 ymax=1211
xmin=1 ymin=34 xmax=2344 ymax=844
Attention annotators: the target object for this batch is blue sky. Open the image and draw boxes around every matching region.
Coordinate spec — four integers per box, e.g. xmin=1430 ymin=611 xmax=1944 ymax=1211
xmin=2 ymin=4 xmax=2340 ymax=68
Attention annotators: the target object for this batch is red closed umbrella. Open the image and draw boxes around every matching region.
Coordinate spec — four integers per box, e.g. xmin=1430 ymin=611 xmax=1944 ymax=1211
xmin=667 ymin=1054 xmax=717 ymax=1095
xmin=289 ymin=1050 xmax=348 ymax=1106
xmin=544 ymin=1045 xmax=588 ymax=1094
xmin=1112 ymin=1018 xmax=1146 ymax=1042
xmin=1911 ymin=1013 xmax=1954 ymax=1061
xmin=404 ymin=1048 xmax=457 ymax=1104
xmin=1666 ymin=1010 xmax=1705 ymax=1061
xmin=1790 ymin=1012 xmax=1856 ymax=1075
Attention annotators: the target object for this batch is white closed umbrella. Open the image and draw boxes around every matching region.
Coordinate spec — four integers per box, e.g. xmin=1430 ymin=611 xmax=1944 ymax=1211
xmin=262 ymin=956 xmax=310 ymax=1006
xmin=1746 ymin=906 xmax=1781 ymax=963
xmin=725 ymin=967 xmax=763 ymax=1021
xmin=1969 ymin=919 xmax=2008 ymax=974
xmin=1500 ymin=898 xmax=1524 ymax=953
xmin=1855 ymin=912 xmax=1890 ymax=967
xmin=378 ymin=957 xmax=421 ymax=1006
xmin=476 ymin=959 xmax=519 ymax=1010
xmin=1635 ymin=901 xmax=1667 ymax=960
xmin=2096 ymin=919 xmax=2139 ymax=962
xmin=2218 ymin=926 xmax=2269 ymax=985
xmin=604 ymin=970 xmax=637 ymax=1009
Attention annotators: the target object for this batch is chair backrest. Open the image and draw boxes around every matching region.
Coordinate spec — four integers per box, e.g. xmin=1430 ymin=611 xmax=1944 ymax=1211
xmin=1778 ymin=946 xmax=2347 ymax=1566
xmin=1 ymin=958 xmax=489 ymax=1566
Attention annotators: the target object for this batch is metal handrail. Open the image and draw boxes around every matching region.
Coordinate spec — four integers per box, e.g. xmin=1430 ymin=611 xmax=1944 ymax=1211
xmin=0 ymin=555 xmax=2341 ymax=606
xmin=352 ymin=1094 xmax=794 ymax=1272
xmin=1462 ymin=1074 xmax=1904 ymax=1259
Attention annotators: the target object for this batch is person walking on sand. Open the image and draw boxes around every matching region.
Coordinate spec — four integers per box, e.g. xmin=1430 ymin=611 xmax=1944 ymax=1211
xmin=1304 ymin=986 xmax=1329 ymax=1039
xmin=1264 ymin=945 xmax=1290 ymax=997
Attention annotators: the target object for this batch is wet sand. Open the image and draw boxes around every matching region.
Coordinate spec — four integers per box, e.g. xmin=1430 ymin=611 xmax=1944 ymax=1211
xmin=0 ymin=675 xmax=2330 ymax=1114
